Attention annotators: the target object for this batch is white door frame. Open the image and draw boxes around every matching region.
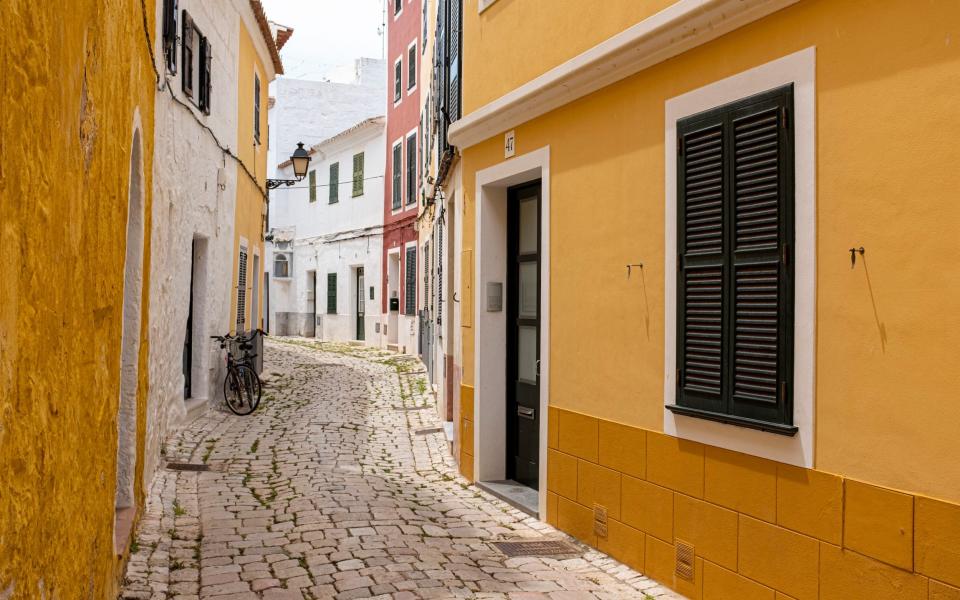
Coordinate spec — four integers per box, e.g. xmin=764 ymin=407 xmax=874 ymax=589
xmin=474 ymin=146 xmax=551 ymax=517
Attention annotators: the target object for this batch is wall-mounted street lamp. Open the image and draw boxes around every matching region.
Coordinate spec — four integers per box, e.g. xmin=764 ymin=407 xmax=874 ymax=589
xmin=266 ymin=142 xmax=311 ymax=189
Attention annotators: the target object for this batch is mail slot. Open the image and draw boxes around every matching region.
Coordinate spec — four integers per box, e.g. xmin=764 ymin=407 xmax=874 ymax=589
xmin=517 ymin=406 xmax=536 ymax=420
xmin=389 ymin=297 xmax=399 ymax=312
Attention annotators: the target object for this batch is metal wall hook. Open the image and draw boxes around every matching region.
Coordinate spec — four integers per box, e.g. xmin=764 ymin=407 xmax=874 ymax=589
xmin=626 ymin=263 xmax=644 ymax=278
xmin=849 ymin=246 xmax=865 ymax=268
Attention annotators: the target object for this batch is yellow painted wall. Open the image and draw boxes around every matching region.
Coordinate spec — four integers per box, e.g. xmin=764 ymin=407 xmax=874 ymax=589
xmin=547 ymin=407 xmax=960 ymax=599
xmin=464 ymin=0 xmax=676 ymax=111
xmin=231 ymin=24 xmax=271 ymax=333
xmin=0 ymin=0 xmax=156 ymax=597
xmin=459 ymin=0 xmax=960 ymax=509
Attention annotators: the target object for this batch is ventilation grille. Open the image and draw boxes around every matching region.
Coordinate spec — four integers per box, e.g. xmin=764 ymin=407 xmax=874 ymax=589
xmin=492 ymin=539 xmax=581 ymax=558
xmin=675 ymin=539 xmax=695 ymax=581
xmin=166 ymin=462 xmax=210 ymax=472
xmin=593 ymin=504 xmax=608 ymax=538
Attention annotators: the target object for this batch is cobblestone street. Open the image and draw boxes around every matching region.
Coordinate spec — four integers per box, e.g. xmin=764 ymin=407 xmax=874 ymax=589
xmin=121 ymin=339 xmax=677 ymax=600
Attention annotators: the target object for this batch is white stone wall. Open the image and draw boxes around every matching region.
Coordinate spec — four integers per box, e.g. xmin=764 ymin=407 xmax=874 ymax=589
xmin=144 ymin=0 xmax=247 ymax=487
xmin=267 ymin=120 xmax=386 ymax=346
xmin=267 ymin=61 xmax=386 ymax=178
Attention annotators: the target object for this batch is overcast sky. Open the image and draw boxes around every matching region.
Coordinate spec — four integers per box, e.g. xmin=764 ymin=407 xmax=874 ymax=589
xmin=261 ymin=0 xmax=386 ymax=82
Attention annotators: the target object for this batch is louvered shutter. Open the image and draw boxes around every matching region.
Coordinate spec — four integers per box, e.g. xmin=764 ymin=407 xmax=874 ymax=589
xmin=202 ymin=38 xmax=212 ymax=114
xmin=182 ymin=11 xmax=194 ymax=97
xmin=448 ymin=0 xmax=461 ymax=122
xmin=437 ymin=219 xmax=443 ymax=326
xmin=392 ymin=144 xmax=402 ymax=209
xmin=677 ymin=117 xmax=726 ymax=415
xmin=405 ymin=246 xmax=417 ymax=315
xmin=353 ymin=153 xmax=364 ymax=196
xmin=327 ymin=273 xmax=337 ymax=314
xmin=728 ymin=86 xmax=794 ymax=425
xmin=676 ymin=84 xmax=794 ymax=428
xmin=329 ymin=162 xmax=339 ymax=204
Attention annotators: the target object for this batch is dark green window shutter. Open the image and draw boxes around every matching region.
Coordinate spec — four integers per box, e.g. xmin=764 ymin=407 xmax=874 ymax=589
xmin=448 ymin=0 xmax=462 ymax=122
xmin=308 ymin=170 xmax=317 ymax=202
xmin=392 ymin=144 xmax=402 ymax=209
xmin=352 ymin=153 xmax=364 ymax=197
xmin=676 ymin=84 xmax=795 ymax=430
xmin=327 ymin=273 xmax=337 ymax=314
xmin=329 ymin=162 xmax=339 ymax=203
xmin=406 ymin=134 xmax=416 ymax=205
xmin=405 ymin=246 xmax=416 ymax=315
xmin=162 ymin=0 xmax=178 ymax=73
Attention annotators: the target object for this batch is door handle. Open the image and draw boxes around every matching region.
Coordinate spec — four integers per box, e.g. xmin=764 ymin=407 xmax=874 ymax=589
xmin=536 ymin=359 xmax=541 ymax=377
xmin=517 ymin=406 xmax=536 ymax=420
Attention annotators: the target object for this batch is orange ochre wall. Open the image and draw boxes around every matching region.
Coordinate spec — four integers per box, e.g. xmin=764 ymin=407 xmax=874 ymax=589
xmin=456 ymin=0 xmax=960 ymax=598
xmin=0 ymin=0 xmax=157 ymax=597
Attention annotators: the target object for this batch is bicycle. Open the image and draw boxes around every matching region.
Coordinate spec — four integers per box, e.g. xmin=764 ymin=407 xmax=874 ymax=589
xmin=211 ymin=330 xmax=264 ymax=415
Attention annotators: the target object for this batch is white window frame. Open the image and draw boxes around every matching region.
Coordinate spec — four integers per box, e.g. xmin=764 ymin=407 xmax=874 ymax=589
xmin=663 ymin=47 xmax=816 ymax=468
xmin=394 ymin=0 xmax=403 ymax=19
xmin=407 ymin=40 xmax=418 ymax=94
xmin=273 ymin=252 xmax=292 ymax=279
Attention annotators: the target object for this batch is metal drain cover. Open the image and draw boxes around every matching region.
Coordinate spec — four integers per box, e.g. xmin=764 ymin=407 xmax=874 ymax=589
xmin=166 ymin=462 xmax=210 ymax=472
xmin=492 ymin=540 xmax=581 ymax=558
xmin=414 ymin=427 xmax=445 ymax=435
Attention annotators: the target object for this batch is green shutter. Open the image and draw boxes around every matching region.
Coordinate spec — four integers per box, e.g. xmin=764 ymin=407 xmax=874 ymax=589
xmin=352 ymin=153 xmax=364 ymax=197
xmin=674 ymin=84 xmax=795 ymax=433
xmin=329 ymin=162 xmax=339 ymax=204
xmin=308 ymin=170 xmax=316 ymax=202
xmin=327 ymin=273 xmax=337 ymax=314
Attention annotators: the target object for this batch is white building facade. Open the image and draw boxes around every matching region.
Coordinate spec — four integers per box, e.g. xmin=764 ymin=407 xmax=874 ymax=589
xmin=267 ymin=118 xmax=387 ymax=346
xmin=145 ymin=0 xmax=285 ymax=487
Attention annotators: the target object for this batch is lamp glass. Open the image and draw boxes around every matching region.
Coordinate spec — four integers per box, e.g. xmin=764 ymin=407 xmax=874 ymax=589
xmin=290 ymin=142 xmax=311 ymax=180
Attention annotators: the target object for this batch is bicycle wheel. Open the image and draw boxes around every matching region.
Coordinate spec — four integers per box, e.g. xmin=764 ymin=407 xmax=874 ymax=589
xmin=223 ymin=366 xmax=256 ymax=416
xmin=240 ymin=364 xmax=262 ymax=410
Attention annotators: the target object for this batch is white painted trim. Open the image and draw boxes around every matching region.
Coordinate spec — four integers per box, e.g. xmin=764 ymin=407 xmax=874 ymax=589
xmin=474 ymin=146 xmax=550 ymax=517
xmin=449 ymin=0 xmax=801 ymax=149
xmin=477 ymin=0 xmax=498 ymax=14
xmin=663 ymin=47 xmax=816 ymax=468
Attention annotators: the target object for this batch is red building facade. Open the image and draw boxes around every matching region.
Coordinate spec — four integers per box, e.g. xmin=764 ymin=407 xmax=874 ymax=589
xmin=381 ymin=0 xmax=421 ymax=352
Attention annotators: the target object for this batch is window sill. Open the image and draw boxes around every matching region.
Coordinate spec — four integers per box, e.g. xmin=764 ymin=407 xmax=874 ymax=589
xmin=665 ymin=404 xmax=798 ymax=437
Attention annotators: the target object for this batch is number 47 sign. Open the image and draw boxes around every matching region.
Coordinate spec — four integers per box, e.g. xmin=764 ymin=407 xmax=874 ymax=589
xmin=504 ymin=130 xmax=516 ymax=158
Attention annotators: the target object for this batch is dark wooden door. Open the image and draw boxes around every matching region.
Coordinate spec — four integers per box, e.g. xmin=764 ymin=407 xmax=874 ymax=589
xmin=507 ymin=181 xmax=541 ymax=489
xmin=356 ymin=267 xmax=365 ymax=341
xmin=183 ymin=241 xmax=195 ymax=399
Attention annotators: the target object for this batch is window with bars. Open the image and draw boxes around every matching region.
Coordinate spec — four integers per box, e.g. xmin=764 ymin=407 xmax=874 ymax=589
xmin=405 ymin=246 xmax=417 ymax=316
xmin=406 ymin=133 xmax=417 ymax=205
xmin=308 ymin=170 xmax=317 ymax=202
xmin=352 ymin=153 xmax=364 ymax=197
xmin=327 ymin=273 xmax=337 ymax=314
xmin=670 ymin=84 xmax=796 ymax=434
xmin=392 ymin=142 xmax=402 ymax=210
xmin=329 ymin=162 xmax=339 ymax=204
xmin=237 ymin=247 xmax=248 ymax=332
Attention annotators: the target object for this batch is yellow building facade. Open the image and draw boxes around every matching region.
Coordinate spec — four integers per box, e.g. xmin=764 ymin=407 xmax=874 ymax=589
xmin=0 ymin=0 xmax=157 ymax=597
xmin=231 ymin=6 xmax=283 ymax=335
xmin=452 ymin=0 xmax=960 ymax=597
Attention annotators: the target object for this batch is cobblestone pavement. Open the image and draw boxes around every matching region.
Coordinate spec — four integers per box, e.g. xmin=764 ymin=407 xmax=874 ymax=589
xmin=121 ymin=339 xmax=680 ymax=600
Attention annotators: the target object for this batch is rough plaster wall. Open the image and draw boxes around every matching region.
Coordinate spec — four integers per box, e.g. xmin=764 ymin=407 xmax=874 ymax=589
xmin=0 ymin=0 xmax=156 ymax=597
xmin=144 ymin=0 xmax=242 ymax=487
xmin=271 ymin=62 xmax=386 ymax=162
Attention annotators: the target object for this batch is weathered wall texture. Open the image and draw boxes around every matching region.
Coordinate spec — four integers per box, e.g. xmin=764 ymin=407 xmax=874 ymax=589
xmin=0 ymin=0 xmax=156 ymax=597
xmin=144 ymin=0 xmax=243 ymax=488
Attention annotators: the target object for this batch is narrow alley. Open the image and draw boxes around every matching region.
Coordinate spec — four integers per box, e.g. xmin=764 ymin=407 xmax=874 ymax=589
xmin=120 ymin=340 xmax=676 ymax=600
